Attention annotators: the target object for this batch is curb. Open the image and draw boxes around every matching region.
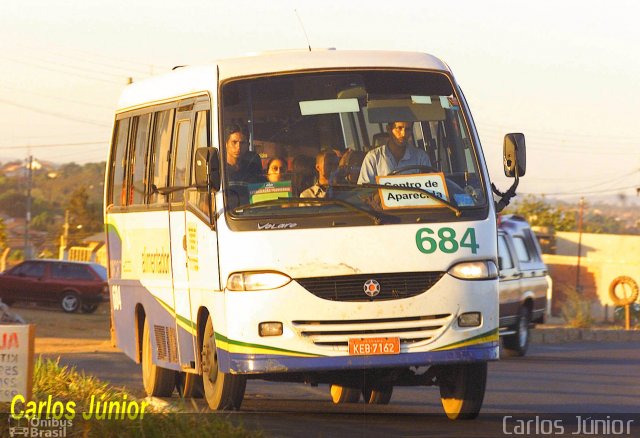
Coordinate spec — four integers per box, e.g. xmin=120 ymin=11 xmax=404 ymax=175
xmin=530 ymin=327 xmax=640 ymax=344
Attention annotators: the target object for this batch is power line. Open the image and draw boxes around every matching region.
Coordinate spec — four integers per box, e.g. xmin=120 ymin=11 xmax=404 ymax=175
xmin=0 ymin=85 xmax=114 ymax=110
xmin=0 ymin=97 xmax=111 ymax=128
xmin=0 ymin=141 xmax=106 ymax=150
xmin=3 ymin=57 xmax=126 ymax=85
xmin=522 ymin=184 xmax=639 ymax=197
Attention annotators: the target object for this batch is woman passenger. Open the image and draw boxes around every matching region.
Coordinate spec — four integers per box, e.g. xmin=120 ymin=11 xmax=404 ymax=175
xmin=266 ymin=157 xmax=287 ymax=183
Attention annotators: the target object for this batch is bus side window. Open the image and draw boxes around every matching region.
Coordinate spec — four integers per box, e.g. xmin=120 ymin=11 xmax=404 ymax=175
xmin=130 ymin=113 xmax=152 ymax=205
xmin=170 ymin=107 xmax=194 ymax=203
xmin=148 ymin=109 xmax=175 ymax=205
xmin=189 ymin=110 xmax=211 ymax=216
xmin=109 ymin=118 xmax=130 ymax=207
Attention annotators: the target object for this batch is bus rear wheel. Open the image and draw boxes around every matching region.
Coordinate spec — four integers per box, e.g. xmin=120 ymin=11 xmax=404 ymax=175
xmin=438 ymin=362 xmax=487 ymax=420
xmin=141 ymin=318 xmax=176 ymax=397
xmin=330 ymin=385 xmax=360 ymax=404
xmin=201 ymin=315 xmax=246 ymax=410
xmin=176 ymin=372 xmax=204 ymax=399
xmin=362 ymin=384 xmax=393 ymax=405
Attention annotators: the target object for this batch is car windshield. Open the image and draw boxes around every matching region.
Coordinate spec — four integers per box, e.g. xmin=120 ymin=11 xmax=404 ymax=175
xmin=221 ymin=70 xmax=486 ymax=224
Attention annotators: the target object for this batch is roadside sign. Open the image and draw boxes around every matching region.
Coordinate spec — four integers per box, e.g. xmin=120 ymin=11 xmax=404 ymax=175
xmin=0 ymin=324 xmax=35 ymax=402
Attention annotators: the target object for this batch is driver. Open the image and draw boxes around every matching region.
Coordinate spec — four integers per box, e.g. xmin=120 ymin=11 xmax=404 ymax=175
xmin=357 ymin=121 xmax=431 ymax=184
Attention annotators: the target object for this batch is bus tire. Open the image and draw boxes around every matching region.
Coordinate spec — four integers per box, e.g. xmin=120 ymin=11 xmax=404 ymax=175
xmin=363 ymin=385 xmax=393 ymax=405
xmin=141 ymin=318 xmax=176 ymax=397
xmin=609 ymin=276 xmax=639 ymax=306
xmin=201 ymin=315 xmax=246 ymax=410
xmin=502 ymin=305 xmax=531 ymax=357
xmin=330 ymin=385 xmax=360 ymax=404
xmin=176 ymin=372 xmax=204 ymax=399
xmin=438 ymin=362 xmax=487 ymax=420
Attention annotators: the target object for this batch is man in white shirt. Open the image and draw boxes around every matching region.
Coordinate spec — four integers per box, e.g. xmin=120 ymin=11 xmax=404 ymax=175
xmin=357 ymin=121 xmax=431 ymax=184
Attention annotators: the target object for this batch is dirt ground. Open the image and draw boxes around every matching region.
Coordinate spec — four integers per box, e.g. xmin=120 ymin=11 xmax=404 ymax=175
xmin=9 ymin=303 xmax=117 ymax=354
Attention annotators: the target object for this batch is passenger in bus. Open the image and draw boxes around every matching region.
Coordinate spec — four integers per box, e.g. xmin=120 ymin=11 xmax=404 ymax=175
xmin=300 ymin=149 xmax=339 ymax=198
xmin=336 ymin=149 xmax=366 ymax=184
xmin=291 ymin=155 xmax=315 ymax=197
xmin=265 ymin=157 xmax=288 ymax=183
xmin=222 ymin=124 xmax=264 ymax=181
xmin=357 ymin=121 xmax=431 ymax=184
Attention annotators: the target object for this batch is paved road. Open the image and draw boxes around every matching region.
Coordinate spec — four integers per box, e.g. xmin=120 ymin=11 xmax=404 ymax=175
xmin=45 ymin=342 xmax=640 ymax=437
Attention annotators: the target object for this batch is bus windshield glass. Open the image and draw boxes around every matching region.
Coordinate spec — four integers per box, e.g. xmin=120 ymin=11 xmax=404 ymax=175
xmin=221 ymin=70 xmax=486 ymax=224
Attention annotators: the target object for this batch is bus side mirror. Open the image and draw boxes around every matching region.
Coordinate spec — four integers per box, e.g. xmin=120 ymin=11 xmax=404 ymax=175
xmin=195 ymin=147 xmax=221 ymax=192
xmin=503 ymin=133 xmax=526 ymax=177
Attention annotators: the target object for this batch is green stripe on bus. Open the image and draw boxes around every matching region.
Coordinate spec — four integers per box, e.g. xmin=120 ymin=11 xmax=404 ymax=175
xmin=432 ymin=328 xmax=499 ymax=351
xmin=214 ymin=332 xmax=323 ymax=357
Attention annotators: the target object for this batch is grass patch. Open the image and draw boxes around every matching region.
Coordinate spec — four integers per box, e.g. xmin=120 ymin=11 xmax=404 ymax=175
xmin=561 ymin=287 xmax=594 ymax=328
xmin=1 ymin=358 xmax=263 ymax=438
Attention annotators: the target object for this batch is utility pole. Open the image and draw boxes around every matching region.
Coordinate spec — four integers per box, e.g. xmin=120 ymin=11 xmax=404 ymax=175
xmin=24 ymin=155 xmax=33 ymax=260
xmin=575 ymin=197 xmax=585 ymax=293
xmin=59 ymin=210 xmax=70 ymax=260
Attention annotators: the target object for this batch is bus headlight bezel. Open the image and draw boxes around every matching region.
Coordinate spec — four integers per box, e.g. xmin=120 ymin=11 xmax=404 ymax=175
xmin=448 ymin=260 xmax=498 ymax=280
xmin=226 ymin=271 xmax=292 ymax=291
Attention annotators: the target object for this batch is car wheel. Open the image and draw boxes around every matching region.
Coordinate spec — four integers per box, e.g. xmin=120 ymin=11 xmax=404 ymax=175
xmin=80 ymin=303 xmax=99 ymax=314
xmin=60 ymin=292 xmax=80 ymax=313
xmin=503 ymin=306 xmax=531 ymax=357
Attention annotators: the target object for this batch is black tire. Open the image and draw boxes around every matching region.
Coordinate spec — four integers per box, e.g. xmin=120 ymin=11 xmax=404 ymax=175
xmin=60 ymin=292 xmax=80 ymax=313
xmin=362 ymin=384 xmax=393 ymax=405
xmin=330 ymin=385 xmax=360 ymax=404
xmin=201 ymin=315 xmax=246 ymax=410
xmin=141 ymin=318 xmax=176 ymax=397
xmin=502 ymin=306 xmax=531 ymax=357
xmin=438 ymin=362 xmax=487 ymax=420
xmin=176 ymin=372 xmax=204 ymax=399
xmin=80 ymin=303 xmax=99 ymax=314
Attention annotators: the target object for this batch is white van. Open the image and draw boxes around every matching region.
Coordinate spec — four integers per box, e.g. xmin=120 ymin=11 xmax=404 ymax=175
xmin=498 ymin=215 xmax=550 ymax=356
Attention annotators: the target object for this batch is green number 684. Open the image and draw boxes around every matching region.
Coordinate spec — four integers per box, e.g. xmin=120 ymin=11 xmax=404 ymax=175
xmin=415 ymin=227 xmax=479 ymax=254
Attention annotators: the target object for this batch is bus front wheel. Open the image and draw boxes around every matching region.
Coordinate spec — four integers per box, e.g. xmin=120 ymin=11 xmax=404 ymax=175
xmin=201 ymin=315 xmax=246 ymax=410
xmin=141 ymin=318 xmax=176 ymax=397
xmin=438 ymin=362 xmax=487 ymax=420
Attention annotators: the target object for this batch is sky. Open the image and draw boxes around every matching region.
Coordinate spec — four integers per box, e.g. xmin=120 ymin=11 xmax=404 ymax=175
xmin=1 ymin=0 xmax=639 ymax=203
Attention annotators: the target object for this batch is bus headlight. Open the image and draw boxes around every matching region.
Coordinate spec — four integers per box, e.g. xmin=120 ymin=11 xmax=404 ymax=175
xmin=226 ymin=271 xmax=292 ymax=291
xmin=448 ymin=261 xmax=498 ymax=280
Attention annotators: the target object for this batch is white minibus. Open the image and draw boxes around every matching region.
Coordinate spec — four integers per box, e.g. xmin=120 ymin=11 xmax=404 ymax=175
xmin=105 ymin=49 xmax=525 ymax=420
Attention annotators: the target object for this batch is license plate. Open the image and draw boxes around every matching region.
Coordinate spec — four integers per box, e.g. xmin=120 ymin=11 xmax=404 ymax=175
xmin=348 ymin=337 xmax=400 ymax=356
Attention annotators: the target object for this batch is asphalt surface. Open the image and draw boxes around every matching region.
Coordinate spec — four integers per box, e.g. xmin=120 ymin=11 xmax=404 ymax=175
xmin=43 ymin=341 xmax=640 ymax=437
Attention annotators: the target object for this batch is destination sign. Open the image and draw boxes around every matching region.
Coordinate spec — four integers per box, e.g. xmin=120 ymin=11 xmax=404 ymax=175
xmin=376 ymin=173 xmax=449 ymax=210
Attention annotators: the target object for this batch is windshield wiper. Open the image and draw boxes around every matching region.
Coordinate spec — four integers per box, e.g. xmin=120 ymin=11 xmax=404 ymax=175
xmin=232 ymin=196 xmax=383 ymax=225
xmin=329 ymin=182 xmax=462 ymax=217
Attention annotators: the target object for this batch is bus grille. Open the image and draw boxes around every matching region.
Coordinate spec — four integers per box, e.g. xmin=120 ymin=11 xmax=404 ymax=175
xmin=291 ymin=314 xmax=452 ymax=349
xmin=295 ymin=271 xmax=445 ymax=302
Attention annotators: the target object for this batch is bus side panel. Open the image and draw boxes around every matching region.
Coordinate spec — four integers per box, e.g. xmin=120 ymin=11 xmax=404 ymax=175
xmin=108 ymin=211 xmax=185 ymax=372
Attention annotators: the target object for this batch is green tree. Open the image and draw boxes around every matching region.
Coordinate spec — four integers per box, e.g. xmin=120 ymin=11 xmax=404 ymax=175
xmin=67 ymin=186 xmax=103 ymax=244
xmin=505 ymin=195 xmax=577 ymax=231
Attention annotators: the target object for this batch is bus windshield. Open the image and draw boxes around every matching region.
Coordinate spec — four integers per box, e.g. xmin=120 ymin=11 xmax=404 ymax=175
xmin=221 ymin=70 xmax=487 ymax=224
